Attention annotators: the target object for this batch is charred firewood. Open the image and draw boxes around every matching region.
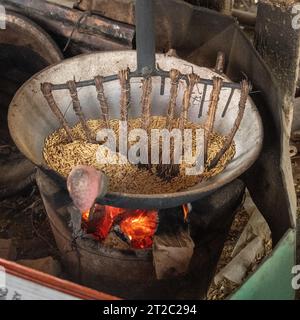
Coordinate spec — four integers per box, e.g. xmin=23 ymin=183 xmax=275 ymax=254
xmin=41 ymin=82 xmax=73 ymax=142
xmin=94 ymin=75 xmax=110 ymax=128
xmin=67 ymin=80 xmax=93 ymax=143
xmin=113 ymin=224 xmax=131 ymax=245
xmin=86 ymin=205 xmax=105 ymax=234
xmin=208 ymin=79 xmax=250 ymax=170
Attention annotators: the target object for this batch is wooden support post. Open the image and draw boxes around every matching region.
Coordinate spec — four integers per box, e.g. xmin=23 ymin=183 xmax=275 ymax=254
xmin=255 ymin=0 xmax=300 ymax=130
xmin=253 ymin=0 xmax=299 ymax=235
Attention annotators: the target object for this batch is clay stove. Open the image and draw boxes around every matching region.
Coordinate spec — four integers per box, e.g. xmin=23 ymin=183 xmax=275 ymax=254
xmin=36 ymin=169 xmax=245 ymax=299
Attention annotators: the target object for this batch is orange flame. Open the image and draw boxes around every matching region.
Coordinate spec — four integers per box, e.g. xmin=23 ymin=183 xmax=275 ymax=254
xmin=82 ymin=210 xmax=90 ymax=223
xmin=120 ymin=210 xmax=158 ymax=249
xmin=183 ymin=204 xmax=189 ymax=221
xmin=81 ymin=205 xmax=158 ymax=249
xmin=82 ymin=204 xmax=189 ymax=248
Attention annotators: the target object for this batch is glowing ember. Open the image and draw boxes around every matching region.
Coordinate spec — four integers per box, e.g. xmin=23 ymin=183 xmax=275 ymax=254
xmin=82 ymin=210 xmax=90 ymax=223
xmin=120 ymin=210 xmax=158 ymax=249
xmin=96 ymin=205 xmax=125 ymax=240
xmin=81 ymin=205 xmax=158 ymax=249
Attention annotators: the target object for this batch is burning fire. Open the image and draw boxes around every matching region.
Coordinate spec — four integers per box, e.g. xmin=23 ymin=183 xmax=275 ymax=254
xmin=82 ymin=204 xmax=189 ymax=249
xmin=96 ymin=206 xmax=125 ymax=240
xmin=182 ymin=204 xmax=189 ymax=221
xmin=82 ymin=210 xmax=90 ymax=223
xmin=120 ymin=210 xmax=158 ymax=249
xmin=81 ymin=205 xmax=158 ymax=249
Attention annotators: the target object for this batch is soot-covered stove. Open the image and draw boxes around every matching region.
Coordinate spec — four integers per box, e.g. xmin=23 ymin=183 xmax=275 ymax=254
xmin=37 ymin=169 xmax=245 ymax=299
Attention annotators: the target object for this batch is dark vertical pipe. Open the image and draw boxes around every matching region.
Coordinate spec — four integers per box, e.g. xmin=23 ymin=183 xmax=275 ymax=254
xmin=135 ymin=0 xmax=156 ymax=75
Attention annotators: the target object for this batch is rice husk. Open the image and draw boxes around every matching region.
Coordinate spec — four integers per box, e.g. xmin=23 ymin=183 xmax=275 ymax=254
xmin=43 ymin=116 xmax=235 ymax=194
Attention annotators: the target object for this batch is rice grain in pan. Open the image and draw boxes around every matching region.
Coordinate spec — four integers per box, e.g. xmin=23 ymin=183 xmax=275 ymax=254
xmin=43 ymin=116 xmax=235 ymax=194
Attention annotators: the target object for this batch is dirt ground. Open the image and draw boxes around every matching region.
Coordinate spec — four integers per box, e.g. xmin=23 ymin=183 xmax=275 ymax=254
xmin=0 ymin=185 xmax=59 ymax=261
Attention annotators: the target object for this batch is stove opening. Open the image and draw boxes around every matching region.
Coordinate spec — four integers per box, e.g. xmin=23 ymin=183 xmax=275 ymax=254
xmin=82 ymin=205 xmax=159 ymax=249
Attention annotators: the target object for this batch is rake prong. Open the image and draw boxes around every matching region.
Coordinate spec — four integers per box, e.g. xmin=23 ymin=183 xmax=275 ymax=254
xmin=67 ymin=80 xmax=93 ymax=143
xmin=208 ymin=79 xmax=250 ymax=170
xmin=156 ymin=69 xmax=181 ymax=181
xmin=222 ymin=88 xmax=235 ymax=118
xmin=204 ymin=77 xmax=223 ymax=164
xmin=41 ymin=82 xmax=73 ymax=142
xmin=158 ymin=72 xmax=199 ymax=181
xmin=198 ymin=83 xmax=207 ymax=118
xmin=119 ymin=68 xmax=131 ymax=121
xmin=179 ymin=73 xmax=200 ymax=131
xmin=141 ymin=76 xmax=153 ymax=133
xmin=94 ymin=75 xmax=110 ymax=128
xmin=138 ymin=76 xmax=153 ymax=171
xmin=166 ymin=69 xmax=181 ymax=130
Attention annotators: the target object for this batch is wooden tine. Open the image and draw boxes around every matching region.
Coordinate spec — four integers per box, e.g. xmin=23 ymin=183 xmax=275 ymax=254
xmin=67 ymin=80 xmax=93 ymax=143
xmin=204 ymin=77 xmax=223 ymax=164
xmin=41 ymin=82 xmax=73 ymax=142
xmin=179 ymin=73 xmax=200 ymax=131
xmin=141 ymin=76 xmax=152 ymax=133
xmin=166 ymin=69 xmax=181 ymax=130
xmin=208 ymin=79 xmax=250 ymax=170
xmin=119 ymin=68 xmax=131 ymax=122
xmin=94 ymin=75 xmax=110 ymax=128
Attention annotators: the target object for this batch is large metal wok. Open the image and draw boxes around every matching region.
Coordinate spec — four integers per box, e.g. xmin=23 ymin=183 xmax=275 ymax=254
xmin=8 ymin=49 xmax=263 ymax=209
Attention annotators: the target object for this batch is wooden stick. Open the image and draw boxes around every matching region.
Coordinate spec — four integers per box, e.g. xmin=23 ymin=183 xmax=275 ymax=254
xmin=119 ymin=68 xmax=131 ymax=121
xmin=41 ymin=82 xmax=73 ymax=142
xmin=166 ymin=69 xmax=181 ymax=130
xmin=67 ymin=80 xmax=93 ymax=143
xmin=204 ymin=77 xmax=223 ymax=164
xmin=94 ymin=75 xmax=110 ymax=128
xmin=208 ymin=79 xmax=250 ymax=169
xmin=179 ymin=73 xmax=200 ymax=131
